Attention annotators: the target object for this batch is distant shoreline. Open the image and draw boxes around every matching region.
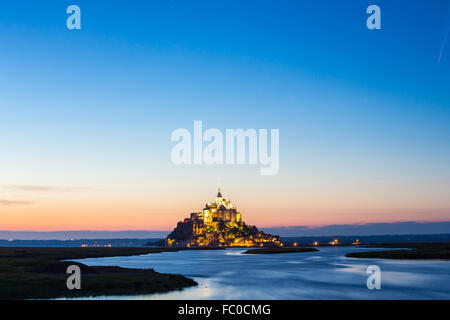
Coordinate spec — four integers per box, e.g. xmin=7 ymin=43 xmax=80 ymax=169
xmin=346 ymin=242 xmax=450 ymax=260
xmin=1 ymin=233 xmax=449 ymax=247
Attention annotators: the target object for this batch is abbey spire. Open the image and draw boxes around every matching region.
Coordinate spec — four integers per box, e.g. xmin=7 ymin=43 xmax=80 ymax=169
xmin=216 ymin=184 xmax=223 ymax=204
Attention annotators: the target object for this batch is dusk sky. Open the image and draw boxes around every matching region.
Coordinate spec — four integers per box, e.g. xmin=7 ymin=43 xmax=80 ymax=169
xmin=1 ymin=1 xmax=449 ymax=232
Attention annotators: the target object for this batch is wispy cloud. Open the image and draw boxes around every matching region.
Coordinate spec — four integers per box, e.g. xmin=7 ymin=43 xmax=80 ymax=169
xmin=0 ymin=199 xmax=35 ymax=206
xmin=2 ymin=185 xmax=95 ymax=193
xmin=438 ymin=6 xmax=450 ymax=64
xmin=438 ymin=30 xmax=449 ymax=63
xmin=0 ymin=185 xmax=96 ymax=207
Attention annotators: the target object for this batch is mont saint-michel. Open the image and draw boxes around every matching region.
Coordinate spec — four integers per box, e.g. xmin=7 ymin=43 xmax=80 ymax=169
xmin=164 ymin=187 xmax=282 ymax=247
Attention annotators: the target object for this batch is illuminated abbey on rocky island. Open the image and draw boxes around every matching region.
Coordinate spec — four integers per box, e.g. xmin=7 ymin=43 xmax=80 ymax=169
xmin=165 ymin=187 xmax=282 ymax=247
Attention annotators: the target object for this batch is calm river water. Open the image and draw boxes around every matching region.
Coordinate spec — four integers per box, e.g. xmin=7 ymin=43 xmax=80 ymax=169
xmin=73 ymin=246 xmax=450 ymax=299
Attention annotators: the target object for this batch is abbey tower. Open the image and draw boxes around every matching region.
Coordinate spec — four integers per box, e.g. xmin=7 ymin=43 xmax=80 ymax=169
xmin=165 ymin=186 xmax=282 ymax=247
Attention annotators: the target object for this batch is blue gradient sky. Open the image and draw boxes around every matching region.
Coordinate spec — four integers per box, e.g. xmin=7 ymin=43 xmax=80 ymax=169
xmin=0 ymin=1 xmax=449 ymax=230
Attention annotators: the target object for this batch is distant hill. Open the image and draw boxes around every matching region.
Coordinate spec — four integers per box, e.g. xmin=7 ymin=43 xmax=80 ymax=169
xmin=0 ymin=230 xmax=168 ymax=240
xmin=261 ymin=221 xmax=450 ymax=237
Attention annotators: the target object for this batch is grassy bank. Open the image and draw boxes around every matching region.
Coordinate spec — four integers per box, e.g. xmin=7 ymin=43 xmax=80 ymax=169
xmin=345 ymin=242 xmax=450 ymax=260
xmin=0 ymin=247 xmax=197 ymax=299
xmin=242 ymin=247 xmax=319 ymax=254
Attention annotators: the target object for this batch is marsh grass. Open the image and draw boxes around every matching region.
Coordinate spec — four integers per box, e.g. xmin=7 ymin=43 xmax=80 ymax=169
xmin=0 ymin=247 xmax=197 ymax=299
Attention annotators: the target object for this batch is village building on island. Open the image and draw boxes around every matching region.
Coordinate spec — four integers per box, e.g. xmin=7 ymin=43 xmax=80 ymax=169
xmin=165 ymin=187 xmax=283 ymax=247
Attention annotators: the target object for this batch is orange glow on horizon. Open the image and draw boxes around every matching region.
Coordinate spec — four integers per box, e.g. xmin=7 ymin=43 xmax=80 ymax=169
xmin=1 ymin=184 xmax=449 ymax=231
xmin=2 ymin=202 xmax=449 ymax=232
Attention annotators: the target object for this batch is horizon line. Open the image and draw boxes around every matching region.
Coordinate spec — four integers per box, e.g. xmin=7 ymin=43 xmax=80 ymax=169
xmin=1 ymin=219 xmax=450 ymax=233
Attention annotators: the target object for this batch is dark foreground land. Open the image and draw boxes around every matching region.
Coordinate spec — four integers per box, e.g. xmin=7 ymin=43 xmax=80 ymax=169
xmin=243 ymin=247 xmax=319 ymax=254
xmin=0 ymin=247 xmax=197 ymax=299
xmin=346 ymin=242 xmax=450 ymax=260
